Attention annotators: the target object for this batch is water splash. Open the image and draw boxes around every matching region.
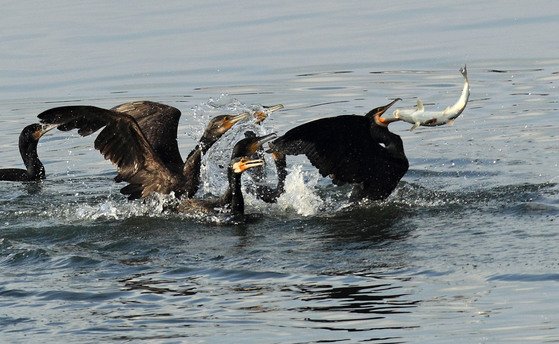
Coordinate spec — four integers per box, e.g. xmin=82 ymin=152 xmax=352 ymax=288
xmin=44 ymin=193 xmax=179 ymax=222
xmin=197 ymin=96 xmax=279 ymax=196
xmin=274 ymin=165 xmax=325 ymax=216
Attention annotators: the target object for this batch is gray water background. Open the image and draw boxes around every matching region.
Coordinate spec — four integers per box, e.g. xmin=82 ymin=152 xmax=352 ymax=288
xmin=1 ymin=1 xmax=558 ymax=343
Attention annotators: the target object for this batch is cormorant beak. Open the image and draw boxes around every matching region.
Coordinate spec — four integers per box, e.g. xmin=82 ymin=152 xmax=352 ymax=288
xmin=219 ymin=112 xmax=250 ymax=133
xmin=264 ymin=104 xmax=285 ymax=112
xmin=34 ymin=123 xmax=58 ymax=140
xmin=229 ymin=112 xmax=250 ymax=125
xmin=372 ymin=98 xmax=401 ymax=127
xmin=232 ymin=158 xmax=265 ymax=173
xmin=254 ymin=104 xmax=284 ymax=124
xmin=256 ymin=132 xmax=277 ymax=146
xmin=247 ymin=132 xmax=278 ymax=154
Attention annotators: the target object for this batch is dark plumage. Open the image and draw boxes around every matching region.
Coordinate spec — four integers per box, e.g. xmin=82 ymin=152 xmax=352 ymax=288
xmin=243 ymin=130 xmax=286 ymax=203
xmin=176 ymin=134 xmax=276 ymax=218
xmin=269 ymin=99 xmax=408 ymax=201
xmin=0 ymin=123 xmax=56 ymax=181
xmin=37 ymin=101 xmax=248 ymax=199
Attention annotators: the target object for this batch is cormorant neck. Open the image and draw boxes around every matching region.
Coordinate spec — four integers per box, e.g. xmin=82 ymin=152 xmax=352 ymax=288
xmin=181 ymin=135 xmax=219 ymax=197
xmin=274 ymin=152 xmax=287 ymax=195
xmin=226 ymin=167 xmax=244 ymax=216
xmin=198 ymin=135 xmax=216 ymax=155
xmin=20 ymin=135 xmax=44 ymax=180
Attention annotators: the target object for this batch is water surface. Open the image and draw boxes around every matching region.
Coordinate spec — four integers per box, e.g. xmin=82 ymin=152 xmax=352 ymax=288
xmin=1 ymin=1 xmax=558 ymax=343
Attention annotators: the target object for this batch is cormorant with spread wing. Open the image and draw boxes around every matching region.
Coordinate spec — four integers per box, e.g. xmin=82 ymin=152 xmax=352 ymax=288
xmin=37 ymin=101 xmax=259 ymax=199
xmin=269 ymin=98 xmax=408 ymax=201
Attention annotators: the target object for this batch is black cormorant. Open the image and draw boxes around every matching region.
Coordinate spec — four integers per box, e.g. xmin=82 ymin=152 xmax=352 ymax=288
xmin=0 ymin=123 xmax=56 ymax=182
xmin=269 ymin=98 xmax=408 ymax=201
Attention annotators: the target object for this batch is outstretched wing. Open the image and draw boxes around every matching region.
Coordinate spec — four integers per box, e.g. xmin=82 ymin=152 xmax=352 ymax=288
xmin=37 ymin=105 xmax=112 ymax=136
xmin=38 ymin=106 xmax=182 ymax=199
xmin=111 ymin=101 xmax=183 ymax=171
xmin=271 ymin=115 xmax=404 ymax=187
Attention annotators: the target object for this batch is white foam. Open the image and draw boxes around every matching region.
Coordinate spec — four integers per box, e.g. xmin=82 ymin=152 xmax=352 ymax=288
xmin=275 ymin=165 xmax=324 ymax=217
xmin=53 ymin=193 xmax=178 ymax=222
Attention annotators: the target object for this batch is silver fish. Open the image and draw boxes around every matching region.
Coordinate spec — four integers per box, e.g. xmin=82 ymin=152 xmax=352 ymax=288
xmin=392 ymin=65 xmax=470 ymax=131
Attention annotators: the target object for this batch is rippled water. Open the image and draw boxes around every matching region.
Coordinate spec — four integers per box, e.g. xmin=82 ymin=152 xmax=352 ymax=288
xmin=1 ymin=1 xmax=559 ymax=343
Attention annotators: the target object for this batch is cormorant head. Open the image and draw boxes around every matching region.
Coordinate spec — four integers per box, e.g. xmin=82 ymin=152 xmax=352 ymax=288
xmin=230 ymin=157 xmax=265 ymax=174
xmin=365 ymin=98 xmax=401 ymax=127
xmin=20 ymin=123 xmax=57 ymax=147
xmin=253 ymin=104 xmax=284 ymax=124
xmin=231 ymin=133 xmax=277 ymax=159
xmin=202 ymin=112 xmax=249 ymax=141
xmin=18 ymin=123 xmax=57 ymax=179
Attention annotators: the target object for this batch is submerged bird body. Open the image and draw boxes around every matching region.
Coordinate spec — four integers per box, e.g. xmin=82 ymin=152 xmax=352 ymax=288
xmin=392 ymin=66 xmax=470 ymax=130
xmin=270 ymin=99 xmax=408 ymax=201
xmin=38 ymin=101 xmax=249 ymax=199
xmin=176 ymin=157 xmax=264 ymax=217
xmin=0 ymin=123 xmax=56 ymax=181
xmin=176 ymin=134 xmax=275 ymax=218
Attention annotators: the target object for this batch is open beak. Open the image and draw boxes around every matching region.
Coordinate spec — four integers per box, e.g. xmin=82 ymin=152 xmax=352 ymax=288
xmin=374 ymin=98 xmax=401 ymax=126
xmin=233 ymin=158 xmax=265 ymax=173
xmin=254 ymin=104 xmax=284 ymax=124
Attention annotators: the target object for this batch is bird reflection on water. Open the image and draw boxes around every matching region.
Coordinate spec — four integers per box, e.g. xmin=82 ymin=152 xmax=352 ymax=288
xmin=118 ymin=268 xmax=419 ymax=336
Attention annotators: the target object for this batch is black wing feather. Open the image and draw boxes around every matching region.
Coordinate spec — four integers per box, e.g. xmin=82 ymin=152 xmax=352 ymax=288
xmin=111 ymin=101 xmax=183 ymax=172
xmin=272 ymin=115 xmax=386 ymax=185
xmin=38 ymin=106 xmax=113 ymax=136
xmin=272 ymin=115 xmax=409 ymax=197
xmin=39 ymin=102 xmax=184 ymax=172
xmin=38 ymin=105 xmax=182 ymax=199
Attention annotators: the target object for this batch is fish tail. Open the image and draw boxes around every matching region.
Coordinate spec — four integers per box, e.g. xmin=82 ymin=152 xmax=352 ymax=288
xmin=460 ymin=65 xmax=468 ymax=80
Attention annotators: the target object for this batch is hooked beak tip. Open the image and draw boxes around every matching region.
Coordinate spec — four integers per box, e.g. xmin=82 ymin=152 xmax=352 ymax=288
xmin=40 ymin=123 xmax=58 ymax=135
xmin=376 ymin=98 xmax=401 ymax=117
xmin=264 ymin=104 xmax=284 ymax=113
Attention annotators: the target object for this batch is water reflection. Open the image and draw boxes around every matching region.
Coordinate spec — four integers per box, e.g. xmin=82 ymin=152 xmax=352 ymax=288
xmin=293 ymin=282 xmax=418 ymax=315
xmin=314 ymin=203 xmax=414 ymax=244
xmin=119 ymin=273 xmax=197 ymax=296
xmin=22 ymin=181 xmax=45 ymax=195
xmin=118 ymin=268 xmax=420 ymax=341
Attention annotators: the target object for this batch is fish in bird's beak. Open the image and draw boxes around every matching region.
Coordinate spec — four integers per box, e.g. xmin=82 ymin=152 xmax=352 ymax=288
xmin=371 ymin=98 xmax=402 ymax=127
xmin=232 ymin=157 xmax=265 ymax=173
xmin=254 ymin=104 xmax=284 ymax=124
